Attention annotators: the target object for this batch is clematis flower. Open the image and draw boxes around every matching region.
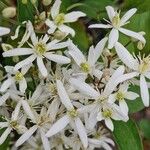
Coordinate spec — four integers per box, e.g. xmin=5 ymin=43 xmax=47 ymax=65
xmin=3 ymin=31 xmax=71 ymax=77
xmin=108 ymin=83 xmax=139 ymax=115
xmin=69 ymin=66 xmax=137 ymax=131
xmin=46 ymin=80 xmax=88 ymax=149
xmin=89 ymin=6 xmax=145 ymax=49
xmin=115 ymin=42 xmax=150 ymax=106
xmin=45 ymin=0 xmax=86 ymax=36
xmin=0 ymin=65 xmax=30 ymax=93
xmin=68 ymin=37 xmax=108 ymax=79
xmin=0 ymin=26 xmax=10 ymax=36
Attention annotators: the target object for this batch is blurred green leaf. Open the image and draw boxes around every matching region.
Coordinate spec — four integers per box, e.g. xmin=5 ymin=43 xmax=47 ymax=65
xmin=139 ymin=119 xmax=150 ymax=140
xmin=113 ymin=119 xmax=143 ymax=150
xmin=120 ymin=0 xmax=150 ymax=13
xmin=77 ymin=0 xmax=114 ymax=19
xmin=70 ymin=21 xmax=89 ymax=51
xmin=17 ymin=0 xmax=38 ymax=23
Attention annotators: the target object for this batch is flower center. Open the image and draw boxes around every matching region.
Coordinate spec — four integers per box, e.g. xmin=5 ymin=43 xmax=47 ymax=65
xmin=138 ymin=57 xmax=150 ymax=74
xmin=48 ymin=83 xmax=57 ymax=96
xmin=98 ymin=96 xmax=107 ymax=104
xmin=67 ymin=109 xmax=78 ymax=118
xmin=54 ymin=13 xmax=65 ymax=26
xmin=15 ymin=72 xmax=24 ymax=81
xmin=35 ymin=42 xmax=47 ymax=55
xmin=80 ymin=62 xmax=90 ymax=73
xmin=102 ymin=109 xmax=112 ymax=118
xmin=10 ymin=120 xmax=18 ymax=129
xmin=112 ymin=13 xmax=120 ymax=28
xmin=116 ymin=91 xmax=124 ymax=101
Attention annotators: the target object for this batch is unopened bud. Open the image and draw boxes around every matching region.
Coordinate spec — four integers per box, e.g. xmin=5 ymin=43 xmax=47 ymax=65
xmin=42 ymin=0 xmax=52 ymax=6
xmin=2 ymin=7 xmax=16 ymax=18
xmin=22 ymin=0 xmax=28 ymax=4
xmin=1 ymin=43 xmax=13 ymax=51
xmin=13 ymin=56 xmax=19 ymax=63
xmin=54 ymin=30 xmax=66 ymax=40
xmin=31 ymin=0 xmax=37 ymax=4
xmin=137 ymin=41 xmax=145 ymax=50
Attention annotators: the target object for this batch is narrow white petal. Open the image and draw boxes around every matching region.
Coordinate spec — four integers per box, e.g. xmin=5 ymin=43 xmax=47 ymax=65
xmin=51 ymin=0 xmax=61 ymax=19
xmin=46 ymin=39 xmax=59 ymax=50
xmin=0 ymin=92 xmax=10 ymax=106
xmin=3 ymin=48 xmax=33 ymax=57
xmin=21 ymin=100 xmax=36 ymax=122
xmin=56 ymin=80 xmax=74 ymax=110
xmin=105 ymin=118 xmax=114 ymax=131
xmin=96 ymin=111 xmax=103 ymax=121
xmin=119 ymin=100 xmax=128 ymax=115
xmin=108 ymin=94 xmax=116 ymax=104
xmin=74 ymin=117 xmax=88 ymax=149
xmin=11 ymin=101 xmax=22 ymax=121
xmin=69 ymin=78 xmax=100 ymax=98
xmin=0 ymin=78 xmax=14 ymax=92
xmin=40 ymin=130 xmax=51 ymax=150
xmin=140 ymin=75 xmax=149 ymax=107
xmin=106 ymin=6 xmax=116 ymax=21
xmin=89 ymin=24 xmax=112 ymax=29
xmin=120 ymin=8 xmax=137 ymax=25
xmin=46 ymin=115 xmax=69 ymax=137
xmin=59 ymin=24 xmax=75 ymax=37
xmin=14 ymin=55 xmax=36 ymax=71
xmin=19 ymin=78 xmax=27 ymax=93
xmin=87 ymin=111 xmax=97 ymax=130
xmin=49 ymin=41 xmax=68 ymax=50
xmin=125 ymin=91 xmax=139 ymax=100
xmin=37 ymin=57 xmax=48 ymax=78
xmin=119 ymin=28 xmax=146 ymax=43
xmin=45 ymin=19 xmax=57 ymax=34
xmin=115 ymin=42 xmax=138 ymax=69
xmin=15 ymin=125 xmax=38 ymax=147
xmin=68 ymin=40 xmax=86 ymax=65
xmin=45 ymin=53 xmax=71 ymax=64
xmin=88 ymin=37 xmax=108 ymax=65
xmin=145 ymin=72 xmax=150 ymax=79
xmin=108 ymin=28 xmax=119 ymax=49
xmin=92 ymin=69 xmax=103 ymax=80
xmin=64 ymin=11 xmax=86 ymax=23
xmin=0 ymin=122 xmax=9 ymax=129
xmin=0 ymin=27 xmax=10 ymax=36
xmin=0 ymin=128 xmax=11 ymax=145
xmin=104 ymin=66 xmax=125 ymax=95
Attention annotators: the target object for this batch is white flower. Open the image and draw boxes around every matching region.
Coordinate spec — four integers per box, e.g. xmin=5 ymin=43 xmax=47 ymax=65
xmin=45 ymin=0 xmax=86 ymax=36
xmin=0 ymin=102 xmax=26 ymax=145
xmin=3 ymin=31 xmax=71 ymax=77
xmin=68 ymin=37 xmax=108 ymax=79
xmin=108 ymin=83 xmax=139 ymax=115
xmin=89 ymin=6 xmax=146 ymax=49
xmin=46 ymin=80 xmax=88 ymax=149
xmin=0 ymin=65 xmax=30 ymax=93
xmin=69 ymin=66 xmax=137 ymax=130
xmin=0 ymin=26 xmax=10 ymax=36
xmin=15 ymin=107 xmax=51 ymax=150
xmin=115 ymin=42 xmax=150 ymax=106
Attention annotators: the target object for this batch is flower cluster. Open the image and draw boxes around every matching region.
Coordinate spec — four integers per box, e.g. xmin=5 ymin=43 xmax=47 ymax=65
xmin=0 ymin=1 xmax=149 ymax=150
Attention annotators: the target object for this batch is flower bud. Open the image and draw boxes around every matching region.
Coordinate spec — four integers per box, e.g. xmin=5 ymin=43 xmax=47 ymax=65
xmin=42 ymin=0 xmax=52 ymax=6
xmin=2 ymin=7 xmax=16 ymax=18
xmin=137 ymin=41 xmax=145 ymax=50
xmin=22 ymin=0 xmax=28 ymax=4
xmin=53 ymin=30 xmax=66 ymax=40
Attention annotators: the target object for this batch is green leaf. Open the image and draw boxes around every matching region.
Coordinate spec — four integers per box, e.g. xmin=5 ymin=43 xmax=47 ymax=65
xmin=113 ymin=119 xmax=143 ymax=150
xmin=139 ymin=119 xmax=150 ymax=140
xmin=121 ymin=0 xmax=150 ymax=13
xmin=17 ymin=0 xmax=38 ymax=23
xmin=70 ymin=21 xmax=89 ymax=51
xmin=77 ymin=0 xmax=114 ymax=19
xmin=124 ymin=11 xmax=150 ymax=55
